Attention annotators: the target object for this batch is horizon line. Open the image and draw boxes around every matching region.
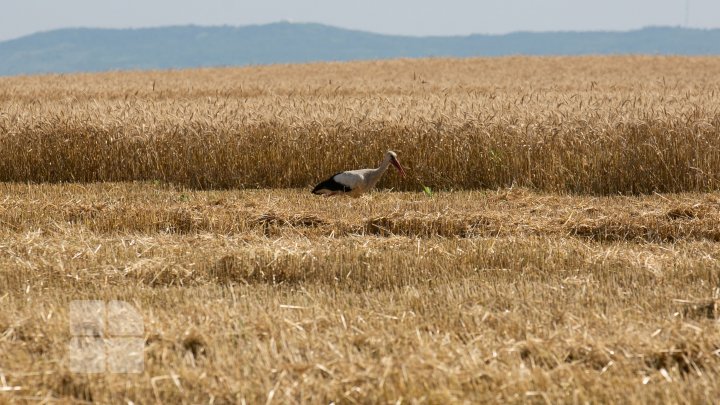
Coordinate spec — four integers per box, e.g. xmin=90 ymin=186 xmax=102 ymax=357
xmin=3 ymin=21 xmax=720 ymax=43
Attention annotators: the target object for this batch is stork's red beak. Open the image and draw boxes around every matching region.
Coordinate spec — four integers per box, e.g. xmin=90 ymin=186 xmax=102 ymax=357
xmin=391 ymin=158 xmax=406 ymax=177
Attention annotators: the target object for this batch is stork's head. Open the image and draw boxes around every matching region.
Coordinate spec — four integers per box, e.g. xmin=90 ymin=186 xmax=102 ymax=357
xmin=386 ymin=150 xmax=406 ymax=177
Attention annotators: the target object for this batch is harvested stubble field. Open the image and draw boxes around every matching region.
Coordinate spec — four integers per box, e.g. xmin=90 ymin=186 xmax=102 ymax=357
xmin=2 ymin=56 xmax=720 ymax=404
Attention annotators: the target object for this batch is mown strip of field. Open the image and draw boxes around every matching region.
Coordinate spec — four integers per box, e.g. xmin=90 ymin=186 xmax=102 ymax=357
xmin=1 ymin=184 xmax=720 ymax=403
xmin=2 ymin=183 xmax=720 ymax=242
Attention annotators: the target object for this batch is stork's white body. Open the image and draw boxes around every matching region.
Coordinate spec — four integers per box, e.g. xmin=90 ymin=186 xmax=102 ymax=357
xmin=312 ymin=151 xmax=406 ymax=197
xmin=325 ymin=168 xmax=388 ymax=197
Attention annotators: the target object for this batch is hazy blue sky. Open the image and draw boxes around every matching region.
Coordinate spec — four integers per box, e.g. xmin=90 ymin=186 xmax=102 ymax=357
xmin=2 ymin=0 xmax=718 ymax=41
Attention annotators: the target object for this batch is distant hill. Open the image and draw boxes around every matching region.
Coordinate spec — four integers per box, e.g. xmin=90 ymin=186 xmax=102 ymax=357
xmin=2 ymin=22 xmax=720 ymax=76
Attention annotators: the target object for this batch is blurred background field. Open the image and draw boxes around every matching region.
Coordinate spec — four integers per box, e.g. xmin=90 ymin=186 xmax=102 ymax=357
xmin=2 ymin=56 xmax=720 ymax=194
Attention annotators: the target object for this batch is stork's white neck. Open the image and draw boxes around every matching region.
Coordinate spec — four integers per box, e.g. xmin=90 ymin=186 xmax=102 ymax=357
xmin=361 ymin=154 xmax=392 ymax=190
xmin=378 ymin=154 xmax=392 ymax=171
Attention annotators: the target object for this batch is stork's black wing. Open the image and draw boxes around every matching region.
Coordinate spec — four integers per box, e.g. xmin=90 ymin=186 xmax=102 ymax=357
xmin=312 ymin=172 xmax=353 ymax=194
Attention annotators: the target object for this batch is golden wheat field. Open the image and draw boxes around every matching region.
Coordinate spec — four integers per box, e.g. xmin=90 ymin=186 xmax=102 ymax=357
xmin=2 ymin=56 xmax=720 ymax=404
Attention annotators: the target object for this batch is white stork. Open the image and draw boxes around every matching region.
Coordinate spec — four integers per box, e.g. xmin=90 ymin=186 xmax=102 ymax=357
xmin=312 ymin=151 xmax=406 ymax=197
